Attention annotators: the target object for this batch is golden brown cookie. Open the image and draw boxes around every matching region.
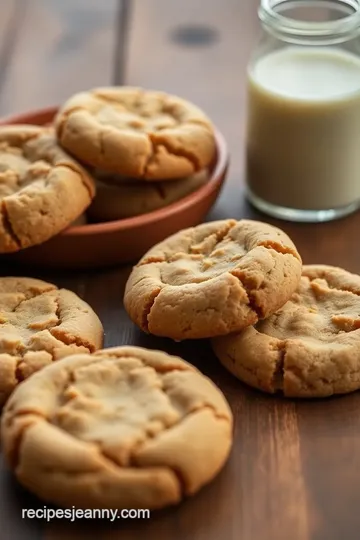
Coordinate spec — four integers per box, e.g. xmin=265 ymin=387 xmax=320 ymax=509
xmin=124 ymin=219 xmax=302 ymax=340
xmin=1 ymin=346 xmax=233 ymax=510
xmin=55 ymin=87 xmax=216 ymax=180
xmin=212 ymin=265 xmax=360 ymax=398
xmin=0 ymin=125 xmax=95 ymax=252
xmin=88 ymin=170 xmax=208 ymax=222
xmin=0 ymin=276 xmax=103 ymax=405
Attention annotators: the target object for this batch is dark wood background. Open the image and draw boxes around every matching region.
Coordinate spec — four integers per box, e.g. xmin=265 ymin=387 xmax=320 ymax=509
xmin=1 ymin=1 xmax=360 ymax=538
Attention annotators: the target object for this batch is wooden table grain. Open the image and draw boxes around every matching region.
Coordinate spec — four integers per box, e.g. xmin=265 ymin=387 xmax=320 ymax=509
xmin=1 ymin=1 xmax=360 ymax=539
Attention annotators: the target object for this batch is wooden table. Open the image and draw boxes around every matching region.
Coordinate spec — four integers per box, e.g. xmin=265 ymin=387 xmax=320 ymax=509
xmin=1 ymin=1 xmax=360 ymax=538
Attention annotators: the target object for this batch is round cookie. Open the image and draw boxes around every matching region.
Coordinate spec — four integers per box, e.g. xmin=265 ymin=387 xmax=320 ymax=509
xmin=0 ymin=125 xmax=95 ymax=252
xmin=0 ymin=276 xmax=103 ymax=405
xmin=88 ymin=170 xmax=208 ymax=222
xmin=212 ymin=265 xmax=360 ymax=398
xmin=55 ymin=87 xmax=216 ymax=180
xmin=124 ymin=219 xmax=302 ymax=340
xmin=1 ymin=346 xmax=233 ymax=510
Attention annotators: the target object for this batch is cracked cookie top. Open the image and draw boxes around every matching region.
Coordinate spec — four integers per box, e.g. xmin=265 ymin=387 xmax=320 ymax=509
xmin=1 ymin=346 xmax=233 ymax=510
xmin=212 ymin=265 xmax=360 ymax=398
xmin=0 ymin=276 xmax=103 ymax=405
xmin=124 ymin=219 xmax=302 ymax=340
xmin=55 ymin=87 xmax=216 ymax=180
xmin=0 ymin=125 xmax=95 ymax=252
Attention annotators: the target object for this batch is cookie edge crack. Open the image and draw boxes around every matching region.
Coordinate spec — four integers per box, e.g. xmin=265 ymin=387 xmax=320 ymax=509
xmin=1 ymin=201 xmax=21 ymax=249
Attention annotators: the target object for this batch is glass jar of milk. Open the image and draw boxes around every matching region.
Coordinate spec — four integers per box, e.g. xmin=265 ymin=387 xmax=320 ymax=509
xmin=246 ymin=0 xmax=360 ymax=222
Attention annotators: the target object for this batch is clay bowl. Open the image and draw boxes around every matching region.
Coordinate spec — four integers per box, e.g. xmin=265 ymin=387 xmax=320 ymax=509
xmin=0 ymin=106 xmax=229 ymax=270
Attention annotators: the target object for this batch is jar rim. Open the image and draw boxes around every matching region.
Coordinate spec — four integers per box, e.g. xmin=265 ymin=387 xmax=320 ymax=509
xmin=259 ymin=0 xmax=360 ymax=38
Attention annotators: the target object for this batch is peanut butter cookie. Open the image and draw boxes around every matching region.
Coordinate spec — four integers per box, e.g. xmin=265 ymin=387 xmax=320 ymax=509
xmin=88 ymin=170 xmax=208 ymax=222
xmin=1 ymin=346 xmax=233 ymax=510
xmin=55 ymin=87 xmax=216 ymax=180
xmin=124 ymin=219 xmax=302 ymax=340
xmin=0 ymin=276 xmax=103 ymax=405
xmin=0 ymin=125 xmax=95 ymax=252
xmin=212 ymin=265 xmax=360 ymax=398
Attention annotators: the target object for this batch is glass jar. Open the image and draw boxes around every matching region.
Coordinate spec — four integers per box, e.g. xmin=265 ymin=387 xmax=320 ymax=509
xmin=245 ymin=0 xmax=360 ymax=222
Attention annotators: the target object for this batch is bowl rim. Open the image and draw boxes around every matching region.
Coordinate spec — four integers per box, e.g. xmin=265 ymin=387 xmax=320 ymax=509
xmin=0 ymin=106 xmax=229 ymax=237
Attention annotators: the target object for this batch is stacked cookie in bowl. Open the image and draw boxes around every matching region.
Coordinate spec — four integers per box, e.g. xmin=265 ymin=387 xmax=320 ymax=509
xmin=87 ymin=169 xmax=209 ymax=223
xmin=55 ymin=87 xmax=216 ymax=223
xmin=0 ymin=86 xmax=220 ymax=266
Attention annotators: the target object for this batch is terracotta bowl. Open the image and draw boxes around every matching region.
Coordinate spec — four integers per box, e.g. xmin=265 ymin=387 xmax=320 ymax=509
xmin=0 ymin=106 xmax=229 ymax=269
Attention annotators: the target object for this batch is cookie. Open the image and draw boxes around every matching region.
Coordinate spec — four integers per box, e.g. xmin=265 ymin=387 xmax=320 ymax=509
xmin=55 ymin=87 xmax=216 ymax=180
xmin=0 ymin=276 xmax=103 ymax=405
xmin=212 ymin=265 xmax=360 ymax=398
xmin=1 ymin=346 xmax=233 ymax=510
xmin=0 ymin=125 xmax=95 ymax=252
xmin=124 ymin=219 xmax=302 ymax=340
xmin=88 ymin=170 xmax=208 ymax=222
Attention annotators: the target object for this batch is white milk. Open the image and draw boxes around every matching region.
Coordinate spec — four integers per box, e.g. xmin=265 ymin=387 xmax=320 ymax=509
xmin=246 ymin=47 xmax=360 ymax=210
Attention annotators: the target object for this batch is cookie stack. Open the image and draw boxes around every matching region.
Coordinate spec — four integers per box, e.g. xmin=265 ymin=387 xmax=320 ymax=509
xmin=125 ymin=218 xmax=360 ymax=399
xmin=55 ymin=86 xmax=216 ymax=223
xmin=0 ymin=86 xmax=216 ymax=256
